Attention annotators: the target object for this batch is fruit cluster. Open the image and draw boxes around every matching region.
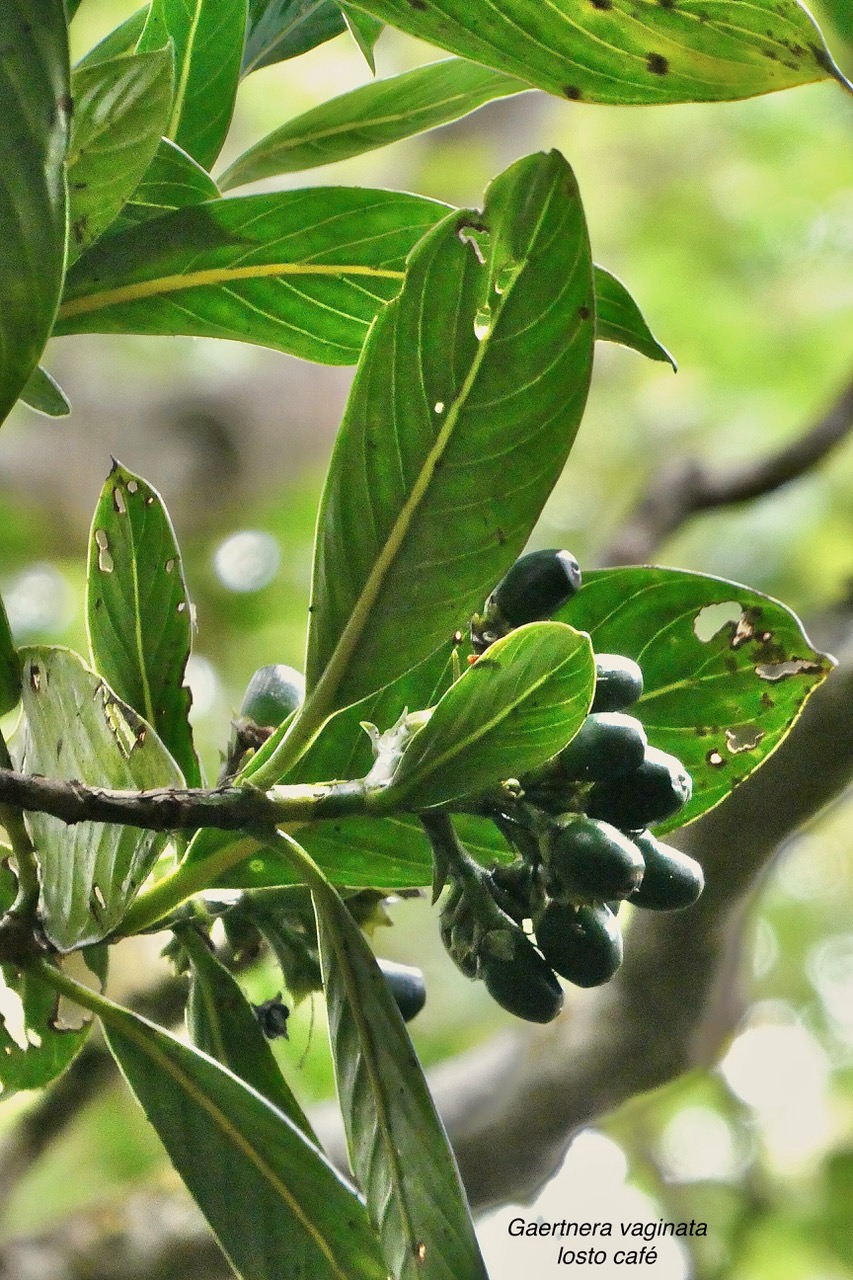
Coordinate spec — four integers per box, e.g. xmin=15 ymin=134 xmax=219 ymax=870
xmin=434 ymin=550 xmax=704 ymax=1023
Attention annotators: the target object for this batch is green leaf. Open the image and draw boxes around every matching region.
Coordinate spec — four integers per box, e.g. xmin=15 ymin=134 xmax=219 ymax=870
xmin=74 ymin=8 xmax=148 ymax=68
xmin=302 ymin=150 xmax=594 ymax=730
xmin=19 ymin=646 xmax=183 ymax=950
xmin=182 ymin=925 xmax=318 ymax=1140
xmin=138 ymin=0 xmax=247 ymax=170
xmin=219 ymin=58 xmax=527 ymax=188
xmin=385 ymin=622 xmax=594 ymax=811
xmin=305 ymin=842 xmax=488 ymax=1280
xmin=66 ymin=49 xmax=174 ymax=265
xmin=347 ymin=0 xmax=849 ymax=103
xmin=92 ymin=992 xmax=390 ymax=1280
xmin=339 ymin=4 xmax=383 ymax=71
xmin=0 ymin=5 xmax=70 ymax=428
xmin=558 ymin=567 xmax=835 ymax=832
xmin=110 ymin=137 xmax=220 ymax=232
xmin=55 ymin=189 xmax=448 ymax=365
xmin=0 ymin=596 xmax=21 ymax=716
xmin=19 ymin=365 xmax=71 ymax=418
xmin=0 ymin=860 xmax=105 ymax=1098
xmin=594 ymin=266 xmax=675 ymax=369
xmin=86 ymin=461 xmax=200 ymax=786
xmin=244 ymin=0 xmax=348 ymax=74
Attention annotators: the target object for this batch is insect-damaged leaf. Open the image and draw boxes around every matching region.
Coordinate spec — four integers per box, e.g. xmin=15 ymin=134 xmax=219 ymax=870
xmin=19 ymin=647 xmax=183 ymax=950
xmin=87 ymin=461 xmax=200 ymax=786
xmin=345 ymin=0 xmax=849 ymax=104
xmin=302 ymin=150 xmax=594 ymax=735
xmin=558 ymin=567 xmax=834 ymax=832
xmin=0 ymin=863 xmax=106 ymax=1099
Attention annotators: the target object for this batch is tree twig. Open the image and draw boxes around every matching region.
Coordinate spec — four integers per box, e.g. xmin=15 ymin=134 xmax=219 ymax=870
xmin=602 ymin=369 xmax=853 ymax=566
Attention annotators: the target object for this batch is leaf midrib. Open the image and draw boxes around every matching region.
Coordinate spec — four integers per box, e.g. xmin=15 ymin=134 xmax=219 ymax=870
xmin=58 ymin=261 xmax=404 ymax=319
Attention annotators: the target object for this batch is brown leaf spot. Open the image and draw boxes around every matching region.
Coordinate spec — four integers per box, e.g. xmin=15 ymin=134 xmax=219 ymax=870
xmin=647 ymin=52 xmax=670 ymax=75
xmin=563 ymin=85 xmax=583 ymax=100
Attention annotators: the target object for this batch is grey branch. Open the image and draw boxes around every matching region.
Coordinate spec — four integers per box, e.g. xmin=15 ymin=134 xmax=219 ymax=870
xmin=603 ymin=369 xmax=853 ymax=566
xmin=0 ymin=770 xmax=366 ymax=832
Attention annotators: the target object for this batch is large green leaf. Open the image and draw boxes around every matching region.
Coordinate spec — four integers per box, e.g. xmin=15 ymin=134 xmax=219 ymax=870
xmin=301 ymin=840 xmax=488 ymax=1280
xmin=110 ymin=137 xmax=220 ymax=232
xmin=219 ymin=58 xmax=527 ymax=188
xmin=298 ymin=150 xmax=594 ymax=747
xmin=66 ymin=49 xmax=174 ymax=266
xmin=182 ymin=925 xmax=317 ymax=1140
xmin=0 ymin=863 xmax=104 ymax=1099
xmin=138 ymin=0 xmax=247 ymax=170
xmin=347 ymin=0 xmax=849 ymax=103
xmin=0 ymin=5 xmax=69 ymax=427
xmin=385 ymin=622 xmax=594 ymax=811
xmin=19 ymin=647 xmax=183 ymax=950
xmin=19 ymin=365 xmax=71 ymax=418
xmin=89 ymin=991 xmax=389 ymax=1280
xmin=54 ymin=189 xmax=448 ymax=365
xmin=86 ymin=461 xmax=200 ymax=786
xmin=558 ymin=567 xmax=835 ymax=832
xmin=244 ymin=0 xmax=348 ymax=73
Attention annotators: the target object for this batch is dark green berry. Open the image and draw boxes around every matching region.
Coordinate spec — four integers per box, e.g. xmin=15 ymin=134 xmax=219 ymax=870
xmin=553 ymin=713 xmax=648 ymax=783
xmin=240 ymin=663 xmax=305 ymax=728
xmin=543 ymin=815 xmax=645 ymax=901
xmin=592 ymin=654 xmax=644 ymax=713
xmin=377 ymin=958 xmax=427 ymax=1022
xmin=534 ymin=901 xmax=623 ymax=988
xmin=491 ymin=549 xmax=582 ymax=627
xmin=481 ymin=932 xmax=564 ymax=1023
xmin=587 ymin=745 xmax=692 ymax=831
xmin=629 ymin=831 xmax=704 ymax=911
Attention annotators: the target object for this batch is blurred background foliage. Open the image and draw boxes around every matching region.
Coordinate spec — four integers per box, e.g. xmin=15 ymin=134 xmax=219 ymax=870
xmin=0 ymin=2 xmax=852 ymax=1275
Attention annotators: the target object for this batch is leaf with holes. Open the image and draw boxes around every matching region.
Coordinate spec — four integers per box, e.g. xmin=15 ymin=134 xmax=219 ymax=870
xmin=219 ymin=58 xmax=528 ymax=188
xmin=87 ymin=461 xmax=200 ymax=785
xmin=384 ymin=622 xmax=595 ymax=811
xmin=19 ymin=647 xmax=183 ymax=950
xmin=138 ymin=0 xmax=247 ymax=170
xmin=594 ymin=266 xmax=675 ymax=368
xmin=92 ymin=992 xmax=389 ymax=1280
xmin=0 ymin=863 xmax=108 ymax=1100
xmin=19 ymin=366 xmax=71 ymax=418
xmin=110 ymin=138 xmax=220 ymax=233
xmin=304 ymin=843 xmax=488 ymax=1280
xmin=244 ymin=0 xmax=348 ymax=74
xmin=299 ymin=149 xmax=594 ymax=743
xmin=0 ymin=4 xmax=69 ymax=428
xmin=182 ymin=926 xmax=317 ymax=1140
xmin=347 ymin=0 xmax=850 ymax=104
xmin=66 ymin=48 xmax=174 ymax=265
xmin=55 ymin=189 xmax=448 ymax=365
xmin=558 ymin=567 xmax=835 ymax=832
